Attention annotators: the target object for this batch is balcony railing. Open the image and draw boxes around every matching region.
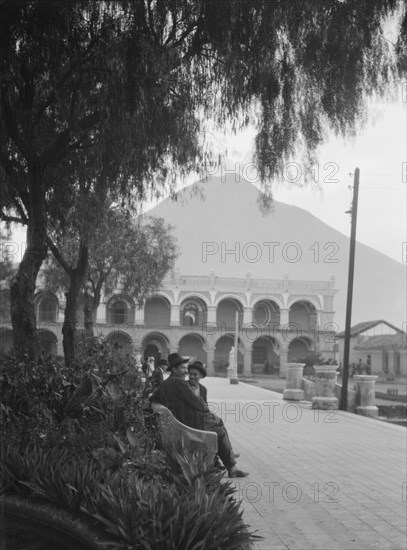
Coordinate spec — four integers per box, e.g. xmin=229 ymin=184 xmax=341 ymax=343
xmin=163 ymin=274 xmax=334 ymax=292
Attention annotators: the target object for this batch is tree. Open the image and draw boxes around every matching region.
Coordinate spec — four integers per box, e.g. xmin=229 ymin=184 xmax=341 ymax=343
xmin=0 ymin=0 xmax=201 ymax=358
xmin=44 ymin=170 xmax=111 ymax=366
xmin=1 ymin=0 xmax=405 ymax=359
xmin=84 ymin=213 xmax=179 ymax=336
xmin=43 ymin=209 xmax=178 ymax=352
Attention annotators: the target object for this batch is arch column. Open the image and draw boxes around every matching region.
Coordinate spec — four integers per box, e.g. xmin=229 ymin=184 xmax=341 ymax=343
xmin=279 ymin=308 xmax=289 ymax=328
xmin=242 ymin=349 xmax=252 ymax=376
xmin=56 ymin=339 xmax=64 ymax=356
xmin=243 ymin=307 xmax=252 ymax=325
xmin=135 ymin=304 xmax=144 ymax=324
xmin=170 ymin=304 xmax=180 ymax=326
xmin=207 ymin=306 xmax=216 ymax=324
xmin=58 ymin=306 xmax=65 ymax=323
xmin=206 ymin=348 xmax=215 ymax=375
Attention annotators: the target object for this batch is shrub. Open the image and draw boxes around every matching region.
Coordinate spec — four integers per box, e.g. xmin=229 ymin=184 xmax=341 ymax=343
xmin=1 ymin=442 xmax=257 ymax=550
xmin=0 ymin=341 xmax=148 ymax=453
xmin=0 ymin=337 xmax=259 ymax=549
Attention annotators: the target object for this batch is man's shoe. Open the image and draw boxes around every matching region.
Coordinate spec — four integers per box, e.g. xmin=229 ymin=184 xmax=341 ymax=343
xmin=228 ymin=467 xmax=249 ymax=478
xmin=213 ymin=457 xmax=227 ymax=471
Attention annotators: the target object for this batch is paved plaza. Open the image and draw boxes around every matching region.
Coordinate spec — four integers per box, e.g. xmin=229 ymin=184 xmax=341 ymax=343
xmin=202 ymin=377 xmax=407 ymax=550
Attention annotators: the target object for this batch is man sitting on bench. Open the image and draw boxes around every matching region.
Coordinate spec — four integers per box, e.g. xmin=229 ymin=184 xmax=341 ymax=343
xmin=155 ymin=353 xmax=248 ymax=478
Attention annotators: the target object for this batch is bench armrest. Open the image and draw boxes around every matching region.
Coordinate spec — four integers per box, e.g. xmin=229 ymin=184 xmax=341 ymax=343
xmin=151 ymin=403 xmax=218 ymax=465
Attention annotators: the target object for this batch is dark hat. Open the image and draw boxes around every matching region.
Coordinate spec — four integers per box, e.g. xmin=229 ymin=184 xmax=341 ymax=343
xmin=158 ymin=358 xmax=169 ymax=367
xmin=167 ymin=352 xmax=190 ymax=371
xmin=188 ymin=361 xmax=207 ymax=378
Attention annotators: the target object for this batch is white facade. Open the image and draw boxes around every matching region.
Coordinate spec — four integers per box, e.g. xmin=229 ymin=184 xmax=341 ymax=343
xmin=0 ymin=271 xmax=338 ymax=377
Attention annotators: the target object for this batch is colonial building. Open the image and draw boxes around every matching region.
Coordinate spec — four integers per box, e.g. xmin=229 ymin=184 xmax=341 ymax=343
xmin=0 ymin=270 xmax=338 ymax=377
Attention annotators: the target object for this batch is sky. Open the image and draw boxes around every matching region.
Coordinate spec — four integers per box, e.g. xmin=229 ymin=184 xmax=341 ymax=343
xmin=261 ymin=96 xmax=407 ymax=265
xmin=143 ymin=87 xmax=406 ymax=265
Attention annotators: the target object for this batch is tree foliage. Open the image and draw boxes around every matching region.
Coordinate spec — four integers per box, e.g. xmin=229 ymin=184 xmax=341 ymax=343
xmin=43 ymin=208 xmax=179 ymax=336
xmin=1 ymin=0 xmax=405 ymax=358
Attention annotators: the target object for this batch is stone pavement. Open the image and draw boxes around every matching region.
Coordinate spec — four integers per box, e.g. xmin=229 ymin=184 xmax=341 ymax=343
xmin=201 ymin=377 xmax=407 ymax=550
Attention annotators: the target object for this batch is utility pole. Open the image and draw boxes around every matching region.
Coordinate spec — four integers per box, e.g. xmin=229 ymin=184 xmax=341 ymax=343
xmin=340 ymin=168 xmax=360 ymax=411
xmin=230 ymin=310 xmax=239 ymax=384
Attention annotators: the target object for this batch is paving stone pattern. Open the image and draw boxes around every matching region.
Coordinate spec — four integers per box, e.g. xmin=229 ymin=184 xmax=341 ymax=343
xmin=203 ymin=378 xmax=407 ymax=550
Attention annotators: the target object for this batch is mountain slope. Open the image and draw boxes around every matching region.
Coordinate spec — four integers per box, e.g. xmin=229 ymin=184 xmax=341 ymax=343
xmin=147 ymin=175 xmax=405 ymax=330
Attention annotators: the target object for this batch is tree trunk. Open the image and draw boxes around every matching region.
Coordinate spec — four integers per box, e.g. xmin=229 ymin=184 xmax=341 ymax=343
xmin=83 ymin=289 xmax=94 ymax=338
xmin=10 ymin=170 xmax=47 ymax=361
xmin=62 ymin=243 xmax=88 ymax=367
xmin=83 ymin=278 xmax=103 ymax=338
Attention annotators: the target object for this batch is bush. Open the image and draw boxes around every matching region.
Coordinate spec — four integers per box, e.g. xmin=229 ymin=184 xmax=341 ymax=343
xmin=0 ymin=443 xmax=257 ymax=550
xmin=0 ymin=337 xmax=259 ymax=549
xmin=0 ymin=339 xmax=148 ymax=452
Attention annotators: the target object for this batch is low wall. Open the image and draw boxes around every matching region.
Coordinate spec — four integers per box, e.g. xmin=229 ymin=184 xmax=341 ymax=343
xmin=301 ymin=378 xmax=357 ymax=413
xmin=301 ymin=378 xmax=317 ymax=401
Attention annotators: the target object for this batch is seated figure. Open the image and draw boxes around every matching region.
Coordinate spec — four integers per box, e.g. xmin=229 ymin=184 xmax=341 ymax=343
xmin=155 ymin=353 xmax=248 ymax=478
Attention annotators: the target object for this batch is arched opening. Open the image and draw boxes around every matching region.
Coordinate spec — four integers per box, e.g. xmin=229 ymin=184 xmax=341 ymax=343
xmin=144 ymin=296 xmax=171 ymax=326
xmin=216 ymin=299 xmax=243 ymax=330
xmin=142 ymin=332 xmax=170 ymax=362
xmin=111 ymin=300 xmax=127 ymax=324
xmin=288 ymin=337 xmax=313 ymax=363
xmin=252 ymin=300 xmax=280 ymax=327
xmin=180 ymin=297 xmax=207 ymax=327
xmin=38 ymin=295 xmax=58 ymax=323
xmin=214 ymin=335 xmax=243 ymax=375
xmin=252 ymin=336 xmax=280 ymax=375
xmin=288 ymin=301 xmax=317 ymax=331
xmin=106 ymin=296 xmax=135 ymax=325
xmin=178 ymin=334 xmax=207 ymax=364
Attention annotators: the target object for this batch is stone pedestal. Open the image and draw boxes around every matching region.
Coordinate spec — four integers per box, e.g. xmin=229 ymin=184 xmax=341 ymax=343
xmin=354 ymin=375 xmax=379 ymax=418
xmin=312 ymin=365 xmax=339 ymax=410
xmin=227 ymin=366 xmax=239 ymax=384
xmin=283 ymin=363 xmax=305 ymax=401
xmin=279 ymin=350 xmax=288 ymax=379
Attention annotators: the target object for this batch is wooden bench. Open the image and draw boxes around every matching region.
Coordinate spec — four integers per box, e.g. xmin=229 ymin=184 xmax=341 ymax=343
xmin=151 ymin=403 xmax=218 ymax=466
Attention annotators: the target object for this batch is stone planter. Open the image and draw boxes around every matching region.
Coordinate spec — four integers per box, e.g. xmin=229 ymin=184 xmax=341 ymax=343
xmin=283 ymin=363 xmax=305 ymax=401
xmin=312 ymin=365 xmax=339 ymax=410
xmin=354 ymin=375 xmax=379 ymax=418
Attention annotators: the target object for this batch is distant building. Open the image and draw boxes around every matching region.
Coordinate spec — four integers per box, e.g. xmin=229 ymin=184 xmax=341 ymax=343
xmin=337 ymin=320 xmax=407 ymax=377
xmin=0 ymin=271 xmax=338 ymax=376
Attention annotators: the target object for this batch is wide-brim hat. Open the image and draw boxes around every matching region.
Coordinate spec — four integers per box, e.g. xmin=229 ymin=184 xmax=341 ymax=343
xmin=188 ymin=361 xmax=207 ymax=378
xmin=167 ymin=352 xmax=190 ymax=371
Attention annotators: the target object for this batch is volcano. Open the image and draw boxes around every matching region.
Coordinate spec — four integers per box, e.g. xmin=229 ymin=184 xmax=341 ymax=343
xmin=147 ymin=175 xmax=405 ymax=330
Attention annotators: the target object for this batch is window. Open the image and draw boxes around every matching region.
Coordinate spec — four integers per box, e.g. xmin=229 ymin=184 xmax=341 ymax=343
xmin=38 ymin=297 xmax=57 ymax=323
xmin=111 ymin=300 xmax=127 ymax=324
